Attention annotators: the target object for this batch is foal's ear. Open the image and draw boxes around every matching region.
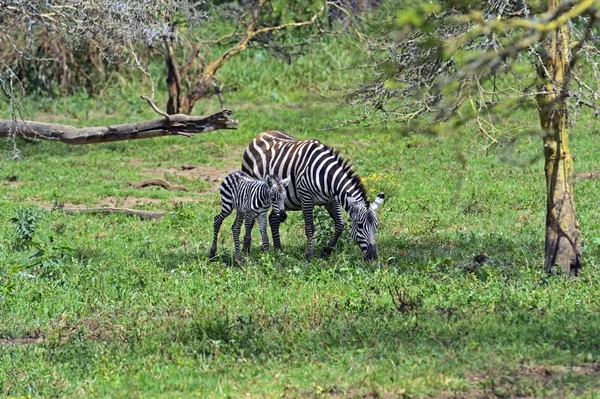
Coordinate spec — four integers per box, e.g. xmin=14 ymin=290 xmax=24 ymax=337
xmin=265 ymin=175 xmax=275 ymax=188
xmin=370 ymin=192 xmax=385 ymax=211
xmin=281 ymin=176 xmax=291 ymax=187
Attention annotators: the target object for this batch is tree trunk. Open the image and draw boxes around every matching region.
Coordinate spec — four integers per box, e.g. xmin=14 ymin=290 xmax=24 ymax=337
xmin=181 ymin=73 xmax=217 ymax=115
xmin=165 ymin=39 xmax=182 ymax=115
xmin=0 ymin=110 xmax=238 ymax=145
xmin=536 ymin=0 xmax=582 ymax=276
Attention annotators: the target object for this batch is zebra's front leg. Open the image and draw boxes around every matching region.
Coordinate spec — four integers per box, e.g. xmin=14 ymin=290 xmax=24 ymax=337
xmin=209 ymin=208 xmax=232 ymax=259
xmin=242 ymin=213 xmax=256 ymax=255
xmin=258 ymin=211 xmax=270 ymax=253
xmin=301 ymin=198 xmax=316 ymax=260
xmin=269 ymin=210 xmax=283 ymax=251
xmin=321 ymin=200 xmax=345 ymax=258
xmin=232 ymin=211 xmax=244 ymax=264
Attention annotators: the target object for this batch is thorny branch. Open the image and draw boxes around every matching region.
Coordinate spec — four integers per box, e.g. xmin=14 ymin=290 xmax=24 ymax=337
xmin=342 ymin=0 xmax=600 ymax=147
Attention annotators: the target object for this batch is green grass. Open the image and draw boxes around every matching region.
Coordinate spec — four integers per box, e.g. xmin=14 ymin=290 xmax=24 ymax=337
xmin=2 ymin=36 xmax=600 ymax=398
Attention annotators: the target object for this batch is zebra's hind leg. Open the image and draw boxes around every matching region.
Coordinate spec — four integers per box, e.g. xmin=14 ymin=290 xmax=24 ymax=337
xmin=209 ymin=207 xmax=232 ymax=259
xmin=321 ymin=200 xmax=345 ymax=258
xmin=242 ymin=213 xmax=256 ymax=255
xmin=232 ymin=211 xmax=244 ymax=264
xmin=258 ymin=211 xmax=270 ymax=252
xmin=268 ymin=210 xmax=283 ymax=251
xmin=300 ymin=197 xmax=316 ymax=260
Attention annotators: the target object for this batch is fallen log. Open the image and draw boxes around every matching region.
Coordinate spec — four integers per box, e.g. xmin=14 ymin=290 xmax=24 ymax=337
xmin=0 ymin=97 xmax=238 ymax=145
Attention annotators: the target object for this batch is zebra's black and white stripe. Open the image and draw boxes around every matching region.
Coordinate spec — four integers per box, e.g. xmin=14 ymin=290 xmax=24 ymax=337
xmin=242 ymin=130 xmax=384 ymax=260
xmin=209 ymin=171 xmax=290 ymax=262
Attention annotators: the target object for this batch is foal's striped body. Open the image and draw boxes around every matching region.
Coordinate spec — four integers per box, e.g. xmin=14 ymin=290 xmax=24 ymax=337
xmin=210 ymin=171 xmax=289 ymax=262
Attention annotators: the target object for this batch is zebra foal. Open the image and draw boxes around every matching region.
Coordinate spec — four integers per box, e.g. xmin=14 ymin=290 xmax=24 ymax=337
xmin=242 ymin=130 xmax=385 ymax=260
xmin=210 ymin=171 xmax=290 ymax=262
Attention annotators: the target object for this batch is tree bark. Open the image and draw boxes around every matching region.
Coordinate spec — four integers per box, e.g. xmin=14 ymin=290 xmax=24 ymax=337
xmin=0 ymin=110 xmax=238 ymax=145
xmin=536 ymin=0 xmax=582 ymax=276
xmin=165 ymin=38 xmax=182 ymax=116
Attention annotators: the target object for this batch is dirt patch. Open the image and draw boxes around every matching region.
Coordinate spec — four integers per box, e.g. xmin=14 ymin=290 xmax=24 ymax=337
xmin=63 ymin=196 xmax=204 ymax=209
xmin=1 ymin=181 xmax=22 ymax=188
xmin=438 ymin=363 xmax=600 ymax=399
xmin=1 ymin=175 xmax=22 ymax=188
xmin=129 ymin=157 xmax=145 ymax=167
xmin=35 ymin=194 xmax=211 ymax=214
xmin=0 ymin=330 xmax=46 ymax=346
xmin=143 ymin=163 xmax=239 ymax=191
xmin=283 ymin=386 xmax=399 ymax=399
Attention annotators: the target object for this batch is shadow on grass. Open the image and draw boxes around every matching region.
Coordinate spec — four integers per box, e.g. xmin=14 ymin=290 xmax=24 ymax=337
xmin=381 ymin=229 xmax=544 ymax=271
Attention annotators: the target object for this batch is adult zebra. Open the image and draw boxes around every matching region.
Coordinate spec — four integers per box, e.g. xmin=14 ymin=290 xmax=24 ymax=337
xmin=242 ymin=130 xmax=384 ymax=260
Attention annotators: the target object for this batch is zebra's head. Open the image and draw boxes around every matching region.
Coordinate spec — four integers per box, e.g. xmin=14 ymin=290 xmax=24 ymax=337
xmin=266 ymin=175 xmax=291 ymax=223
xmin=348 ymin=192 xmax=385 ymax=260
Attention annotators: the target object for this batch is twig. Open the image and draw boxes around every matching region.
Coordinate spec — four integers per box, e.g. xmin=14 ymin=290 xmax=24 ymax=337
xmin=133 ymin=178 xmax=188 ymax=192
xmin=212 ymin=81 xmax=225 ymax=112
xmin=141 ymin=96 xmax=170 ymax=120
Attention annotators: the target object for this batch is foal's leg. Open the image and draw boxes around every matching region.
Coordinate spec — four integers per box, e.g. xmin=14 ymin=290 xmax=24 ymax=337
xmin=232 ymin=211 xmax=244 ymax=263
xmin=242 ymin=213 xmax=256 ymax=254
xmin=268 ymin=210 xmax=283 ymax=251
xmin=209 ymin=205 xmax=232 ymax=258
xmin=258 ymin=211 xmax=270 ymax=252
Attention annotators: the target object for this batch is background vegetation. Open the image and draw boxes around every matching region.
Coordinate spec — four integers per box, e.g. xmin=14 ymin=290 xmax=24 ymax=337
xmin=1 ymin=1 xmax=600 ymax=398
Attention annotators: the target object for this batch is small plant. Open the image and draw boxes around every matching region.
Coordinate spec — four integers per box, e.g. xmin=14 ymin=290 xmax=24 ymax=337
xmin=362 ymin=172 xmax=398 ymax=197
xmin=313 ymin=206 xmax=335 ymax=251
xmin=389 ymin=285 xmax=422 ymax=314
xmin=11 ymin=205 xmax=45 ymax=249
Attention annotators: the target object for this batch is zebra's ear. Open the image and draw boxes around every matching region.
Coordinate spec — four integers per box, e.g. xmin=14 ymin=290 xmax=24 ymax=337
xmin=370 ymin=192 xmax=385 ymax=211
xmin=265 ymin=175 xmax=275 ymax=188
xmin=281 ymin=176 xmax=291 ymax=188
xmin=347 ymin=196 xmax=359 ymax=212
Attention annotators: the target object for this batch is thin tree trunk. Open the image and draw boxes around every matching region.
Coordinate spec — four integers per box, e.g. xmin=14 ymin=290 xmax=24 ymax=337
xmin=536 ymin=0 xmax=582 ymax=276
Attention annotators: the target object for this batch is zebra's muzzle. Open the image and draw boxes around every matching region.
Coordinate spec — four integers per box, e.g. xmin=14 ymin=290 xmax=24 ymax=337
xmin=365 ymin=244 xmax=377 ymax=260
xmin=279 ymin=210 xmax=288 ymax=223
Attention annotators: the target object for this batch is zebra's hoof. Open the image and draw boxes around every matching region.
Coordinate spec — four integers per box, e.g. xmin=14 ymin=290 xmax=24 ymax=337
xmin=320 ymin=246 xmax=334 ymax=258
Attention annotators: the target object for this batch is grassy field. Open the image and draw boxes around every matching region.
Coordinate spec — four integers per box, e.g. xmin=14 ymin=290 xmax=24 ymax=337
xmin=2 ymin=36 xmax=600 ymax=398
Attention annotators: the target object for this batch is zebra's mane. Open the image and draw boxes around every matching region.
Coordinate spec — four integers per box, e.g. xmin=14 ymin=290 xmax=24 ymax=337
xmin=325 ymin=144 xmax=369 ymax=206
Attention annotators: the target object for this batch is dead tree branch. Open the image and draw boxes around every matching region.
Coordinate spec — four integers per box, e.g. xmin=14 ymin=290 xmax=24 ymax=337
xmin=0 ymin=106 xmax=238 ymax=145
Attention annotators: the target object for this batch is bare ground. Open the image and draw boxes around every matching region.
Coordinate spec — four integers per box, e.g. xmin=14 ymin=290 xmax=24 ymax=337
xmin=142 ymin=164 xmax=239 ymax=189
xmin=283 ymin=364 xmax=600 ymax=399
